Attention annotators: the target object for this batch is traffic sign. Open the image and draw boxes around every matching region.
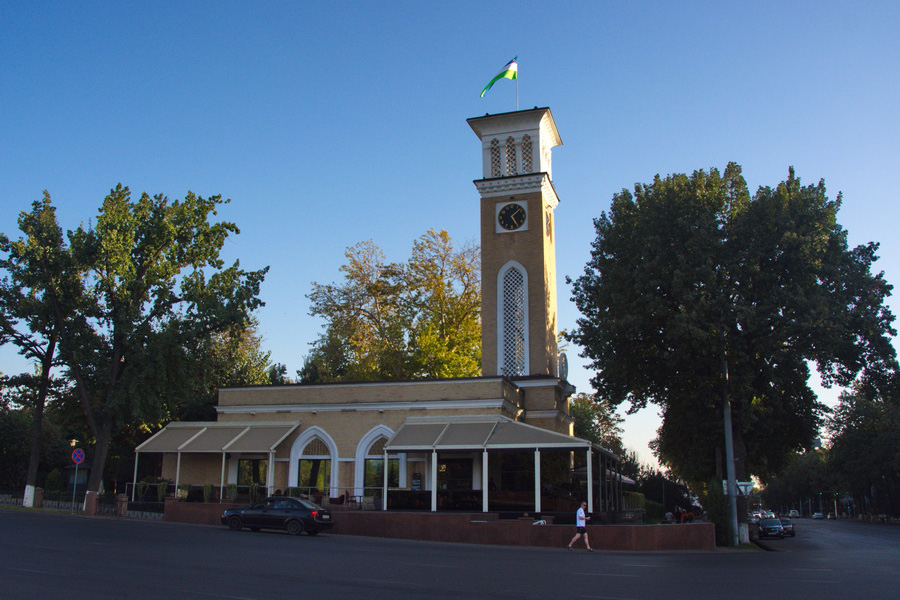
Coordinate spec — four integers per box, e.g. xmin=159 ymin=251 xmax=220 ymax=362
xmin=72 ymin=448 xmax=85 ymax=464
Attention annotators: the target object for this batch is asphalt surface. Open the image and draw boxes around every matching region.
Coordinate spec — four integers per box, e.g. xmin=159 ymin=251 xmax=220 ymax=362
xmin=1 ymin=508 xmax=897 ymax=600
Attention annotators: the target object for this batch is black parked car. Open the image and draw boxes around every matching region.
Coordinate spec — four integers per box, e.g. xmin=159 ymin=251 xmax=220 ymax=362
xmin=779 ymin=518 xmax=796 ymax=537
xmin=758 ymin=517 xmax=785 ymax=539
xmin=222 ymin=496 xmax=334 ymax=536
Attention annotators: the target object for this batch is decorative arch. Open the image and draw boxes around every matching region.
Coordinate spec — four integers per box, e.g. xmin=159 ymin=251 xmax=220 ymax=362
xmin=505 ymin=136 xmax=517 ymax=175
xmin=353 ymin=425 xmax=405 ymax=496
xmin=490 ymin=138 xmax=501 ymax=177
xmin=521 ymin=134 xmax=533 ymax=172
xmin=497 ymin=261 xmax=529 ymax=376
xmin=289 ymin=426 xmax=339 ymax=493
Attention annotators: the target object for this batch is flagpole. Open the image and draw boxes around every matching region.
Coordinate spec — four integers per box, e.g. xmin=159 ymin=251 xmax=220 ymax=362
xmin=516 ymin=76 xmax=519 ymax=111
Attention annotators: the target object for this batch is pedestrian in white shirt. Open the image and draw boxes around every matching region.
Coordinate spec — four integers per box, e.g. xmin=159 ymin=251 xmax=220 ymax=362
xmin=567 ymin=501 xmax=593 ymax=551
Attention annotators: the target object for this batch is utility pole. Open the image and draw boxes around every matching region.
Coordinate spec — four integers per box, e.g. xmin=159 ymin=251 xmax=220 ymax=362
xmin=721 ymin=331 xmax=739 ymax=546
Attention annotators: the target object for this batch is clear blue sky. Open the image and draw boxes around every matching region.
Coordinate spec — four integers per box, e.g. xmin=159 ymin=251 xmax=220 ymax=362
xmin=2 ymin=1 xmax=898 ymax=467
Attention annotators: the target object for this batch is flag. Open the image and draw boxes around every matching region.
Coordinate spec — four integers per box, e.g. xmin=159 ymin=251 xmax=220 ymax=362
xmin=480 ymin=56 xmax=518 ymax=98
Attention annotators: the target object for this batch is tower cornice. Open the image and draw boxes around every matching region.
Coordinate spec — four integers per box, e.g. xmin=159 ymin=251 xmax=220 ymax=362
xmin=473 ymin=173 xmax=559 ymax=208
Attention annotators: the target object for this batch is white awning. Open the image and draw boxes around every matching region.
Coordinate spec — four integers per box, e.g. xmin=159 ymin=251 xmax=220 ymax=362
xmin=385 ymin=415 xmax=601 ymax=453
xmin=135 ymin=421 xmax=300 ymax=454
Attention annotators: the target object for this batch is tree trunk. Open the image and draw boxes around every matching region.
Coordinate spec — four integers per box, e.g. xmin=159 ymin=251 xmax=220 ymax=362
xmin=87 ymin=419 xmax=114 ymax=493
xmin=23 ymin=336 xmax=56 ymax=508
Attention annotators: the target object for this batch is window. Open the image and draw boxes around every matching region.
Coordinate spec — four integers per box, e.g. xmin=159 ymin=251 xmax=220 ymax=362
xmin=238 ymin=459 xmax=268 ymax=486
xmin=505 ymin=136 xmax=517 ymax=175
xmin=501 ymin=265 xmax=527 ymax=376
xmin=490 ymin=138 xmax=501 ymax=177
xmin=521 ymin=134 xmax=533 ymax=172
xmin=298 ymin=438 xmax=331 ymax=494
xmin=363 ymin=437 xmax=399 ymax=490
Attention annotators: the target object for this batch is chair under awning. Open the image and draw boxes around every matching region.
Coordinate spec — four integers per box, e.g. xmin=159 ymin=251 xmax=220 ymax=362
xmin=133 ymin=421 xmax=300 ymax=500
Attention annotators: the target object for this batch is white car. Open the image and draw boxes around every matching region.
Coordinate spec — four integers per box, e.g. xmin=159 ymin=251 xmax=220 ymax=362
xmin=789 ymin=510 xmax=800 ymax=518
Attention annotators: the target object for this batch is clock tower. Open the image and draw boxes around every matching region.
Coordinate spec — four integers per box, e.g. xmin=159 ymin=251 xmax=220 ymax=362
xmin=468 ymin=108 xmax=563 ymax=378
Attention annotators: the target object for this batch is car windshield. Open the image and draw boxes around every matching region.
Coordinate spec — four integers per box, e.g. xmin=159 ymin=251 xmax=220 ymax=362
xmin=780 ymin=519 xmax=792 ymax=525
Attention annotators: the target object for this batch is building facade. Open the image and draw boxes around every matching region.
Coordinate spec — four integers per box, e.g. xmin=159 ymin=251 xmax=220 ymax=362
xmin=135 ymin=108 xmax=623 ymax=514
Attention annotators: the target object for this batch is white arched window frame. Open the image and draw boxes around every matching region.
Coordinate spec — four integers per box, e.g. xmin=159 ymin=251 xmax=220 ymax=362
xmin=289 ymin=426 xmax=339 ymax=494
xmin=497 ymin=261 xmax=529 ymax=376
xmin=354 ymin=425 xmax=405 ymax=496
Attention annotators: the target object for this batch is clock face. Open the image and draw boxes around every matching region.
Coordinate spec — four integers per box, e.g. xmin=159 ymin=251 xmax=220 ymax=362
xmin=498 ymin=202 xmax=527 ymax=231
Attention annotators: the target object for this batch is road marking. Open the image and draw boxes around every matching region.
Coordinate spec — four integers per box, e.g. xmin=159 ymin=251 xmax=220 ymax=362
xmin=3 ymin=566 xmax=60 ymax=576
xmin=574 ymin=572 xmax=638 ymax=577
xmin=187 ymin=591 xmax=260 ymax=600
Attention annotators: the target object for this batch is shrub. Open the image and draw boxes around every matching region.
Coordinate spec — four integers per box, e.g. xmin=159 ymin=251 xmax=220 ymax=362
xmin=225 ymin=483 xmax=238 ymax=500
xmin=45 ymin=468 xmax=64 ymax=491
xmin=249 ymin=482 xmax=259 ymax=503
xmin=137 ymin=480 xmax=149 ymax=501
xmin=157 ymin=480 xmax=169 ymax=502
xmin=202 ymin=483 xmax=213 ymax=503
xmin=703 ymin=478 xmax=729 ymax=546
xmin=177 ymin=483 xmax=190 ymax=500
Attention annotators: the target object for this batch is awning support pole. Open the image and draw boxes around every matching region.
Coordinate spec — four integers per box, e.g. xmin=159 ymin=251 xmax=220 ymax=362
xmin=431 ymin=450 xmax=438 ymax=512
xmin=132 ymin=452 xmax=139 ymax=502
xmin=586 ymin=449 xmax=594 ymax=513
xmin=534 ymin=448 xmax=541 ymax=514
xmin=220 ymin=453 xmax=226 ymax=502
xmin=267 ymin=451 xmax=275 ymax=496
xmin=382 ymin=449 xmax=388 ymax=511
xmin=482 ymin=450 xmax=489 ymax=513
xmin=174 ymin=452 xmax=182 ymax=498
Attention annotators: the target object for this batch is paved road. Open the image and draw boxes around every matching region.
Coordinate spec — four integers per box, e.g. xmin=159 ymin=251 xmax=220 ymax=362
xmin=1 ymin=509 xmax=897 ymax=600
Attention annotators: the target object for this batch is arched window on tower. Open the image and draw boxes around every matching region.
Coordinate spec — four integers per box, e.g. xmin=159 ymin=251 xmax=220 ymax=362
xmin=521 ymin=134 xmax=533 ymax=173
xmin=298 ymin=437 xmax=331 ymax=495
xmin=490 ymin=138 xmax=501 ymax=177
xmin=500 ymin=263 xmax=527 ymax=376
xmin=506 ymin=136 xmax=517 ymax=175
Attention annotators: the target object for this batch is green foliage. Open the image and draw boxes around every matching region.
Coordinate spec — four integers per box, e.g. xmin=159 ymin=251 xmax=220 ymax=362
xmin=177 ymin=483 xmax=190 ymax=500
xmin=701 ymin=479 xmax=729 ymax=546
xmin=44 ymin=468 xmax=64 ymax=491
xmin=644 ymin=499 xmax=665 ymax=524
xmin=827 ymin=378 xmax=900 ymax=516
xmin=203 ymin=483 xmax=214 ymax=503
xmin=225 ymin=483 xmax=238 ymax=500
xmin=569 ymin=163 xmax=897 ymax=486
xmin=569 ymin=392 xmax=624 ymax=454
xmin=157 ymin=480 xmax=169 ymax=502
xmin=2 ymin=186 xmax=268 ymax=493
xmin=303 ymin=229 xmax=480 ymax=381
xmin=137 ymin=480 xmax=149 ymax=501
xmin=249 ymin=482 xmax=259 ymax=503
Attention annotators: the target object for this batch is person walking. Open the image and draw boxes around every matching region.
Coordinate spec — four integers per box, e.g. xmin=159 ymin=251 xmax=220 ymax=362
xmin=567 ymin=501 xmax=593 ymax=551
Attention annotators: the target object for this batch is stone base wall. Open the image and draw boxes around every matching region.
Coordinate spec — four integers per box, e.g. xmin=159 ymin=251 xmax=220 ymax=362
xmin=158 ymin=500 xmax=715 ymax=551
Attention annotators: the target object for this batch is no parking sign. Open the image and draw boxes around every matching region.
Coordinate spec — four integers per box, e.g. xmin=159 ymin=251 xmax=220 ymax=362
xmin=72 ymin=448 xmax=85 ymax=464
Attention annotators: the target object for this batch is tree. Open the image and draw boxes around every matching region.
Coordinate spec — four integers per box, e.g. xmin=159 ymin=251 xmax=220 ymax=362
xmin=0 ymin=193 xmax=71 ymax=504
xmin=828 ymin=376 xmax=900 ymax=516
xmin=568 ymin=163 xmax=897 ymax=487
xmin=32 ymin=185 xmax=267 ymax=492
xmin=303 ymin=229 xmax=480 ymax=381
xmin=569 ymin=392 xmax=625 ymax=454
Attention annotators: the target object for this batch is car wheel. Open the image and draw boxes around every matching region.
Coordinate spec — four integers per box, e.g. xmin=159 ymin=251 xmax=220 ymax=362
xmin=227 ymin=515 xmax=243 ymax=531
xmin=286 ymin=520 xmax=304 ymax=536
